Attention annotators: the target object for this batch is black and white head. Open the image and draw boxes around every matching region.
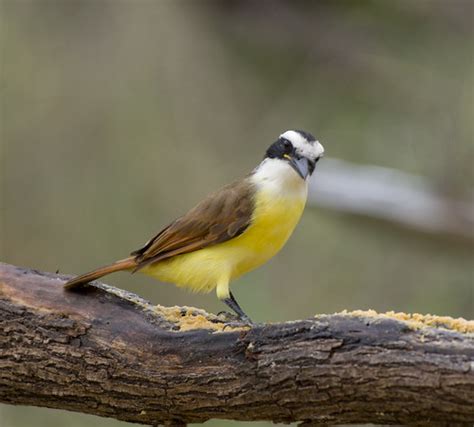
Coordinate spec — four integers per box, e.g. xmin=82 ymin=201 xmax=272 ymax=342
xmin=262 ymin=130 xmax=324 ymax=180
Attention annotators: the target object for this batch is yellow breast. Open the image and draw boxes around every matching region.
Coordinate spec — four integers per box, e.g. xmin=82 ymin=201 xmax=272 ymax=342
xmin=225 ymin=189 xmax=306 ymax=280
xmin=142 ymin=184 xmax=307 ymax=294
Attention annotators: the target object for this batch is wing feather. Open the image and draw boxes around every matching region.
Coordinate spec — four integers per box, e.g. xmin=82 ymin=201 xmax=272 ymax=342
xmin=131 ymin=178 xmax=255 ymax=271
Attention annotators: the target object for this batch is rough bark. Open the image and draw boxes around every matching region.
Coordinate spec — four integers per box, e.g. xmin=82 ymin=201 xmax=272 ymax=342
xmin=0 ymin=262 xmax=473 ymax=426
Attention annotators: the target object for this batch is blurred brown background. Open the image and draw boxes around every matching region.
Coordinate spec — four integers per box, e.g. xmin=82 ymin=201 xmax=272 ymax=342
xmin=1 ymin=1 xmax=473 ymax=426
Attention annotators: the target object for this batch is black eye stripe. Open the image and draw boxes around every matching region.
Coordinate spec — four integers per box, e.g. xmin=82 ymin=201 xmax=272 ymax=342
xmin=281 ymin=138 xmax=292 ymax=150
xmin=265 ymin=138 xmax=294 ymax=159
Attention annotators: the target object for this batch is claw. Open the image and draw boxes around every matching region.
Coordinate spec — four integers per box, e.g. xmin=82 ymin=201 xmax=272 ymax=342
xmin=217 ymin=310 xmax=240 ymax=322
xmin=216 ymin=311 xmax=253 ymax=328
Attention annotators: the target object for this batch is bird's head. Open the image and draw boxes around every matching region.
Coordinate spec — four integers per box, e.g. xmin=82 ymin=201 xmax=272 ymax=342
xmin=264 ymin=130 xmax=324 ymax=180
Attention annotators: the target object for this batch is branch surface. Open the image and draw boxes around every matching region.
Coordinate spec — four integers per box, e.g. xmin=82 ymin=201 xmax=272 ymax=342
xmin=0 ymin=262 xmax=473 ymax=426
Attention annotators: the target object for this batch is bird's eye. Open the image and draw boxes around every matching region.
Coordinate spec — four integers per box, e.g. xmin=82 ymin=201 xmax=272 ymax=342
xmin=281 ymin=139 xmax=292 ymax=152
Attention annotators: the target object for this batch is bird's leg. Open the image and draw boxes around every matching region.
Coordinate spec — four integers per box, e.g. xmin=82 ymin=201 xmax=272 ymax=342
xmin=216 ymin=279 xmax=252 ymax=324
xmin=223 ymin=292 xmax=252 ymax=324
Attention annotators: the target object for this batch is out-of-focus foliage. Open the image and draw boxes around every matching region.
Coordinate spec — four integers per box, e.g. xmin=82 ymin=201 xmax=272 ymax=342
xmin=1 ymin=1 xmax=473 ymax=426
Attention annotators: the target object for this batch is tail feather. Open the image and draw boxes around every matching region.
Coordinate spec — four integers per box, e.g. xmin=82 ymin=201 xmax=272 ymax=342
xmin=64 ymin=257 xmax=136 ymax=290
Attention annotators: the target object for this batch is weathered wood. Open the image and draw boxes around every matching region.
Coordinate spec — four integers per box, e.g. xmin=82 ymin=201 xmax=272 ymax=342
xmin=0 ymin=262 xmax=473 ymax=426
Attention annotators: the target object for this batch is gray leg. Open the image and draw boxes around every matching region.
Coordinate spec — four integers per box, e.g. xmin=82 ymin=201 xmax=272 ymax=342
xmin=223 ymin=292 xmax=252 ymax=324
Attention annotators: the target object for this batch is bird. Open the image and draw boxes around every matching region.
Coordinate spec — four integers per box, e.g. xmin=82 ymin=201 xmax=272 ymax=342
xmin=64 ymin=130 xmax=324 ymax=323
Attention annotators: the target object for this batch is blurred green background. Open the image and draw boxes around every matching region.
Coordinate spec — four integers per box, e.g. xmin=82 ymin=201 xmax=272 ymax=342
xmin=1 ymin=0 xmax=473 ymax=426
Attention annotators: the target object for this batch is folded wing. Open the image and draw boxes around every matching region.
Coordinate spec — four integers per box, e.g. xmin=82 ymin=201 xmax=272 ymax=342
xmin=131 ymin=178 xmax=255 ymax=271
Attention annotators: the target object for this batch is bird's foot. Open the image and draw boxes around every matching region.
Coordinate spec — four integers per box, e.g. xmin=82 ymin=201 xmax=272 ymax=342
xmin=216 ymin=311 xmax=253 ymax=327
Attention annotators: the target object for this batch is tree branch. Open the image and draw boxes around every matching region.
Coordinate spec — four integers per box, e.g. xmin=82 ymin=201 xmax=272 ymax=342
xmin=0 ymin=262 xmax=473 ymax=426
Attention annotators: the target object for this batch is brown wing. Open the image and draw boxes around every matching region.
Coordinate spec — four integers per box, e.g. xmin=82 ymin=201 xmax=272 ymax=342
xmin=131 ymin=177 xmax=255 ymax=271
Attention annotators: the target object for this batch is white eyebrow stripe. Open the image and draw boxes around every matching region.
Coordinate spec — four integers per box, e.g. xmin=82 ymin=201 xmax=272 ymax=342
xmin=279 ymin=130 xmax=324 ymax=160
xmin=280 ymin=130 xmax=308 ymax=146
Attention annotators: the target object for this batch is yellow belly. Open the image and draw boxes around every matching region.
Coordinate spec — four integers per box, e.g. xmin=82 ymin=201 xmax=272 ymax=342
xmin=141 ymin=189 xmax=306 ymax=293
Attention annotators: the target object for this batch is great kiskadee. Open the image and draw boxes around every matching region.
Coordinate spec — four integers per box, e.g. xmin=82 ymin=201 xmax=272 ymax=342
xmin=64 ymin=130 xmax=324 ymax=322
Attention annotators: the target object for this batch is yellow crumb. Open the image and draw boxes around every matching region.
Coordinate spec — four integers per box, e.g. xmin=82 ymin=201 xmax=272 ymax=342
xmin=330 ymin=309 xmax=474 ymax=334
xmin=103 ymin=285 xmax=473 ymax=334
xmin=99 ymin=285 xmax=247 ymax=332
xmin=153 ymin=304 xmax=248 ymax=332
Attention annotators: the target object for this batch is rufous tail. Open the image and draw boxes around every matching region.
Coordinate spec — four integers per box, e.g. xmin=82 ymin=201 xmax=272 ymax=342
xmin=64 ymin=257 xmax=136 ymax=290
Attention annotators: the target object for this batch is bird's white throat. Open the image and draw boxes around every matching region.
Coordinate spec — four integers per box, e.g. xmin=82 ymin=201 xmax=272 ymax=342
xmin=252 ymin=158 xmax=308 ymax=198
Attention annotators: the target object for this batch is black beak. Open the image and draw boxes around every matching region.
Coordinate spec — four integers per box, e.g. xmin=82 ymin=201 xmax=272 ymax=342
xmin=287 ymin=156 xmax=310 ymax=180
